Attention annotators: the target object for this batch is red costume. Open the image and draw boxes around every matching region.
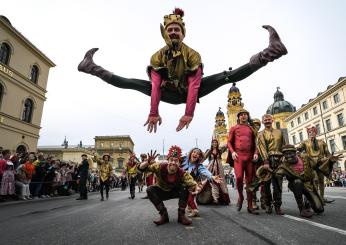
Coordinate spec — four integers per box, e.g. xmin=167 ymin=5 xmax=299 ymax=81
xmin=228 ymin=119 xmax=258 ymax=213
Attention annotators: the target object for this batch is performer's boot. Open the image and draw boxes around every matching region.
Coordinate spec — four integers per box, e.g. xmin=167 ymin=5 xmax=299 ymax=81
xmin=300 ymin=208 xmax=313 ymax=218
xmin=274 ymin=206 xmax=284 ymax=215
xmin=247 ymin=200 xmax=260 ymax=215
xmin=323 ymin=198 xmax=335 ymax=204
xmin=260 ymin=197 xmax=266 ymax=210
xmin=252 ymin=200 xmax=259 ymax=210
xmin=247 ymin=191 xmax=259 ymax=215
xmin=153 ymin=202 xmax=169 ymax=226
xmin=236 ymin=198 xmax=243 ymax=212
xmin=249 ymin=25 xmax=288 ymax=68
xmin=265 ymin=205 xmax=273 ymax=214
xmin=297 ymin=195 xmax=312 ymax=218
xmin=78 ymin=48 xmax=113 ymax=81
xmin=178 ymin=208 xmax=192 ymax=225
xmin=106 ymin=192 xmax=109 ymax=200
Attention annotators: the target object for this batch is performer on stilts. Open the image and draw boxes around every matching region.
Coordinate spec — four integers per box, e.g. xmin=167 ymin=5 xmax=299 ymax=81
xmin=77 ymin=8 xmax=287 ymax=133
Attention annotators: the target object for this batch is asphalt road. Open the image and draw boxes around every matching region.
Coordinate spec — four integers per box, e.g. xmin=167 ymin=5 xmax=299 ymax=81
xmin=0 ymin=185 xmax=345 ymax=245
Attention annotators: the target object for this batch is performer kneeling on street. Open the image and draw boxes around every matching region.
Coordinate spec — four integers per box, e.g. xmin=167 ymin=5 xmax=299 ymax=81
xmin=138 ymin=146 xmax=200 ymax=226
xmin=275 ymin=145 xmax=328 ymax=218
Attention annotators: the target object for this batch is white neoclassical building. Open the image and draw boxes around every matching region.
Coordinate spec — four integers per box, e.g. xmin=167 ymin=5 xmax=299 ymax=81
xmin=285 ymin=77 xmax=346 ymax=171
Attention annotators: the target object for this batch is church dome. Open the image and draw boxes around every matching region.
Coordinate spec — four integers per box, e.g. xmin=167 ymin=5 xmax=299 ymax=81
xmin=266 ymin=88 xmax=296 ymax=115
xmin=0 ymin=15 xmax=12 ymax=26
xmin=229 ymin=83 xmax=239 ymax=94
xmin=216 ymin=107 xmax=225 ymax=118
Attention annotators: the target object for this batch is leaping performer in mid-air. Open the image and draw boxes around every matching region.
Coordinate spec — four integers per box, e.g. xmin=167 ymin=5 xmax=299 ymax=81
xmin=78 ymin=8 xmax=287 ymax=133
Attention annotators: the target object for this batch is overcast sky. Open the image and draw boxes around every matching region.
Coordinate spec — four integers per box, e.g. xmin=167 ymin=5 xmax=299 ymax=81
xmin=3 ymin=0 xmax=346 ymax=155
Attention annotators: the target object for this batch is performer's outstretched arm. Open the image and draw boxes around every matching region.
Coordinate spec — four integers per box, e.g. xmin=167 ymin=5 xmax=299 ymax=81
xmin=176 ymin=67 xmax=202 ymax=131
xmin=144 ymin=70 xmax=162 ymax=133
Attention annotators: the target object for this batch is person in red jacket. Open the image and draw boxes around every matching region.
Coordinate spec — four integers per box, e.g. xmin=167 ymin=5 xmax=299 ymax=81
xmin=227 ymin=109 xmax=259 ymax=215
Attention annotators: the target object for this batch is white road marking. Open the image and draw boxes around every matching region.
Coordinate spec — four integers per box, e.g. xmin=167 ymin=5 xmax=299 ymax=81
xmin=282 ymin=193 xmax=346 ymax=200
xmin=324 ymin=195 xmax=346 ymax=200
xmin=284 ymin=215 xmax=346 ymax=236
xmin=185 ymin=226 xmax=195 ymax=230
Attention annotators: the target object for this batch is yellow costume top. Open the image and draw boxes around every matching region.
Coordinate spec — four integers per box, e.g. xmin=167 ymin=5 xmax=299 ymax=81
xmin=257 ymin=128 xmax=285 ymax=162
xmin=126 ymin=161 xmax=138 ymax=178
xmin=298 ymin=139 xmax=331 ymax=168
xmin=150 ymin=43 xmax=201 ymax=93
xmin=94 ymin=156 xmax=113 ymax=182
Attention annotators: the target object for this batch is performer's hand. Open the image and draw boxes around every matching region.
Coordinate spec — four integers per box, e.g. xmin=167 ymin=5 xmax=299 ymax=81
xmin=330 ymin=154 xmax=343 ymax=162
xmin=147 ymin=150 xmax=159 ymax=165
xmin=191 ymin=185 xmax=202 ymax=195
xmin=212 ymin=175 xmax=222 ymax=184
xmin=176 ymin=115 xmax=193 ymax=132
xmin=232 ymin=152 xmax=238 ymax=161
xmin=263 ymin=162 xmax=270 ymax=170
xmin=144 ymin=115 xmax=162 ymax=133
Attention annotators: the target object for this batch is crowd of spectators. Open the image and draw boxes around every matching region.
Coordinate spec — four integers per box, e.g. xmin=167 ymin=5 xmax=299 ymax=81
xmin=0 ymin=148 xmax=123 ymax=202
xmin=325 ymin=170 xmax=346 ymax=187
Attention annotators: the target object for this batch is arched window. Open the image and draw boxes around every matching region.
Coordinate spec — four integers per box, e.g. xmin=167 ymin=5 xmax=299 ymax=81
xmin=22 ymin=98 xmax=34 ymax=123
xmin=16 ymin=145 xmax=27 ymax=155
xmin=0 ymin=43 xmax=11 ymax=65
xmin=30 ymin=65 xmax=39 ymax=83
xmin=0 ymin=83 xmax=3 ymax=109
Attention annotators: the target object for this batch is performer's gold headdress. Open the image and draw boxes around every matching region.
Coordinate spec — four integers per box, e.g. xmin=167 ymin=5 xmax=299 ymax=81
xmin=163 ymin=8 xmax=186 ymax=36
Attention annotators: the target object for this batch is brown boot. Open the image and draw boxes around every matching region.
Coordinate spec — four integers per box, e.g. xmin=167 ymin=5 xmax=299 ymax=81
xmin=236 ymin=199 xmax=243 ymax=212
xmin=250 ymin=25 xmax=288 ymax=67
xmin=300 ymin=208 xmax=313 ymax=218
xmin=153 ymin=206 xmax=169 ymax=226
xmin=78 ymin=48 xmax=113 ymax=80
xmin=247 ymin=207 xmax=260 ymax=215
xmin=178 ymin=208 xmax=192 ymax=225
xmin=275 ymin=206 xmax=284 ymax=215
